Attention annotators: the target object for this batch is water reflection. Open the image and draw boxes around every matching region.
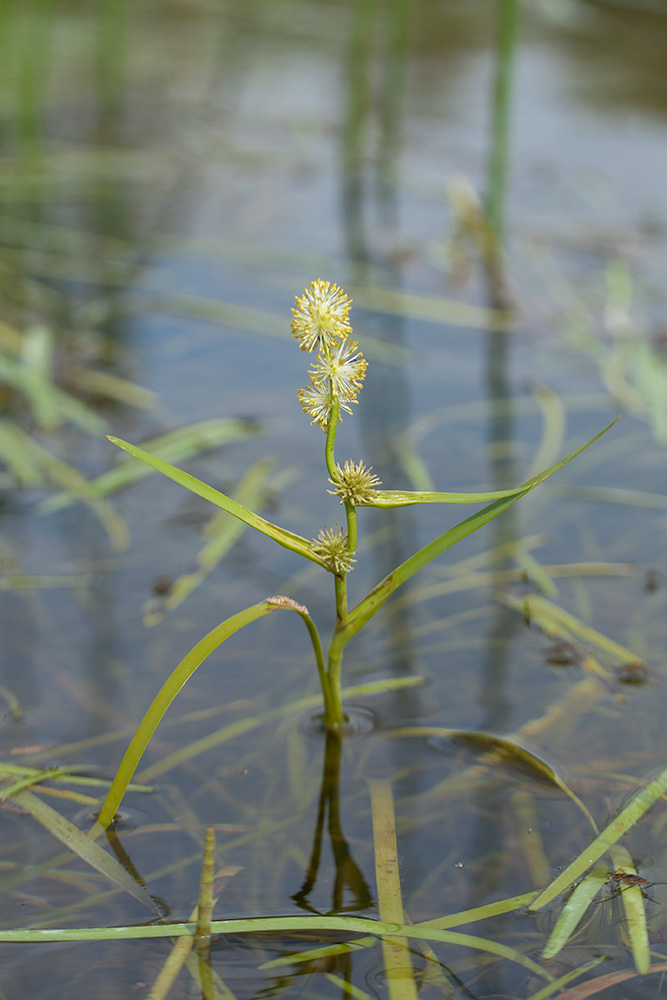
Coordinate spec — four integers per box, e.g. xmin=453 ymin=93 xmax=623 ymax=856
xmin=1 ymin=0 xmax=667 ymax=996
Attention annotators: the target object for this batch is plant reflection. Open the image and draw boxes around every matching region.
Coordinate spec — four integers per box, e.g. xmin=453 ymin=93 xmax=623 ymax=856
xmin=292 ymin=730 xmax=373 ymax=915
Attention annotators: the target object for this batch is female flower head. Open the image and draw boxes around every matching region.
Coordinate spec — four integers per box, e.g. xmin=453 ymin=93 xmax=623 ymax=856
xmin=291 ymin=280 xmax=352 ymax=353
xmin=328 ymin=460 xmax=381 ymax=505
xmin=311 ymin=525 xmax=355 ymax=575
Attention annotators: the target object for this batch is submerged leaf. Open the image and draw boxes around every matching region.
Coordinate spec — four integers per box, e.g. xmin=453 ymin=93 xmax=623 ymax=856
xmin=369 ymin=780 xmax=418 ymax=1000
xmin=12 ymin=789 xmax=157 ymax=912
xmin=608 ymin=846 xmax=651 ymax=975
xmin=541 ymin=864 xmax=608 ymax=960
xmin=445 ymin=732 xmax=565 ymax=790
xmin=530 ymin=764 xmax=667 ymax=911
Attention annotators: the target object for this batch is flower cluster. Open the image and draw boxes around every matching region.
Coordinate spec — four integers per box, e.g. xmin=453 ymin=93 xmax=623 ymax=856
xmin=328 ymin=460 xmax=381 ymax=505
xmin=311 ymin=526 xmax=356 ymax=575
xmin=292 ymin=280 xmax=367 ymax=429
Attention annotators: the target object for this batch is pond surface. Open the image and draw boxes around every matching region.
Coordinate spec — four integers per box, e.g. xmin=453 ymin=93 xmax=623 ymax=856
xmin=2 ymin=1 xmax=667 ymax=997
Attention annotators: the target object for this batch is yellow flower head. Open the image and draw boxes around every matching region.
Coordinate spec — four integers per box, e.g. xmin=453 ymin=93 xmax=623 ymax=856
xmin=291 ymin=280 xmax=352 ymax=353
xmin=297 ymin=382 xmax=354 ymax=430
xmin=310 ymin=340 xmax=367 ymax=401
xmin=328 ymin=460 xmax=381 ymax=505
xmin=311 ymin=525 xmax=355 ymax=574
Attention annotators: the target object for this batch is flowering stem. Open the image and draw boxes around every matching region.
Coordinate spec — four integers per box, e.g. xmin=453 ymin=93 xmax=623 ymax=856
xmin=344 ymin=500 xmax=357 ymax=555
xmin=325 ymin=570 xmax=352 ymax=730
xmin=334 ymin=572 xmax=348 ymax=625
xmin=324 ymin=394 xmax=340 ymax=481
xmin=325 ymin=625 xmax=349 ymax=731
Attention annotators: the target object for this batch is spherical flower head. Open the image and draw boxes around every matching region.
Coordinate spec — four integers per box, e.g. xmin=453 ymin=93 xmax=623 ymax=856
xmin=298 ymin=381 xmax=353 ymax=430
xmin=291 ymin=280 xmax=352 ymax=353
xmin=328 ymin=460 xmax=381 ymax=505
xmin=311 ymin=525 xmax=355 ymax=575
xmin=310 ymin=340 xmax=367 ymax=401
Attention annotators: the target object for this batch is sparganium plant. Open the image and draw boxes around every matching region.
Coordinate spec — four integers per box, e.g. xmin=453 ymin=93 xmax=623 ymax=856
xmin=93 ymin=280 xmax=617 ymax=831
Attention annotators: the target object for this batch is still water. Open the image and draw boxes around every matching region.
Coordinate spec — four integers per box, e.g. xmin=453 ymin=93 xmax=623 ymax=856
xmin=1 ymin=1 xmax=667 ymax=997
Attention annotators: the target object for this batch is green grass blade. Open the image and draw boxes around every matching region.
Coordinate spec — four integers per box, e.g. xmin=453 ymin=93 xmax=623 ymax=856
xmin=541 ymin=863 xmax=608 ymax=960
xmin=102 ymin=435 xmax=327 ymax=568
xmin=363 ymin=485 xmax=533 ymax=508
xmin=369 ymin=779 xmax=419 ymax=1000
xmin=39 ymin=418 xmax=263 ymax=512
xmin=347 ymin=419 xmax=619 ymax=638
xmin=0 ymin=418 xmax=44 ymax=485
xmin=0 ymin=915 xmax=551 ymax=977
xmin=325 ymin=974 xmax=371 ymax=999
xmin=500 ymin=592 xmax=641 ymax=664
xmin=608 ymin=846 xmax=650 ymax=975
xmin=526 ymin=957 xmax=607 ymax=1000
xmin=12 ymin=789 xmax=157 ymax=912
xmin=393 ymin=728 xmax=597 ymax=832
xmin=94 ymin=601 xmax=278 ymax=830
xmin=196 ymin=827 xmax=216 ymax=1000
xmin=261 ymin=890 xmax=539 ymax=969
xmin=71 ymin=366 xmax=156 ymax=411
xmin=531 ymin=764 xmax=667 ymax=911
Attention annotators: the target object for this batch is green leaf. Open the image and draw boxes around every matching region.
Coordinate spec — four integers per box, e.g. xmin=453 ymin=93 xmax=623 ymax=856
xmin=608 ymin=846 xmax=651 ymax=975
xmin=261 ymin=890 xmax=539 ymax=969
xmin=369 ymin=780 xmax=419 ymax=1000
xmin=11 ymin=789 xmax=157 ymax=912
xmin=541 ymin=863 xmax=608 ymax=960
xmin=94 ymin=601 xmax=279 ymax=830
xmin=530 ymin=763 xmax=667 ymax=911
xmin=525 ymin=957 xmax=607 ymax=1000
xmin=0 ymin=419 xmax=44 ymax=485
xmin=100 ymin=436 xmax=328 ymax=569
xmin=0 ymin=914 xmax=553 ymax=978
xmin=346 ymin=419 xmax=619 ymax=639
xmin=361 ymin=485 xmax=534 ymax=508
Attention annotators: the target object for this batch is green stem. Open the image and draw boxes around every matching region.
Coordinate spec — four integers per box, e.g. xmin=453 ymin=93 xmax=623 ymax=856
xmin=297 ymin=606 xmax=336 ymax=724
xmin=344 ymin=500 xmax=357 ymax=554
xmin=326 ymin=629 xmax=347 ymax=731
xmin=486 ymin=0 xmax=520 ymax=239
xmin=325 ymin=395 xmax=340 ymax=481
xmin=334 ymin=572 xmax=348 ymax=625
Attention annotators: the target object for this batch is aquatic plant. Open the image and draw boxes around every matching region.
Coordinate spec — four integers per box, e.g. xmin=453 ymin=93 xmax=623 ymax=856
xmin=93 ymin=279 xmax=616 ymax=830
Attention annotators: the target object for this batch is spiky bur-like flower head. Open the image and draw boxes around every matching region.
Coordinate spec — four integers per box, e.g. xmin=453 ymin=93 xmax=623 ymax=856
xmin=329 ymin=460 xmax=381 ymax=505
xmin=310 ymin=340 xmax=367 ymax=399
xmin=291 ymin=280 xmax=352 ymax=353
xmin=294 ymin=281 xmax=367 ymax=430
xmin=297 ymin=382 xmax=354 ymax=429
xmin=311 ymin=525 xmax=355 ymax=574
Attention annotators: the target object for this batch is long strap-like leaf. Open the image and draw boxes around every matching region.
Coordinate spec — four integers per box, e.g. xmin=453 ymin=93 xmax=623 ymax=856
xmin=13 ymin=789 xmax=157 ymax=912
xmin=344 ymin=418 xmax=619 ymax=639
xmin=106 ymin=436 xmax=328 ymax=568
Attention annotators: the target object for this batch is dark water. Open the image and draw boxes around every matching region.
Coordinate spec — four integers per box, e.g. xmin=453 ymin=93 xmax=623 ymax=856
xmin=1 ymin=1 xmax=667 ymax=997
